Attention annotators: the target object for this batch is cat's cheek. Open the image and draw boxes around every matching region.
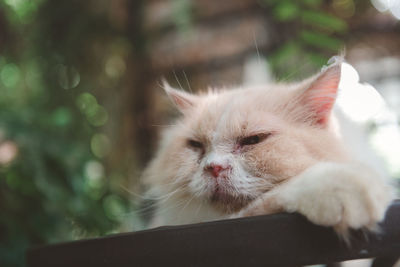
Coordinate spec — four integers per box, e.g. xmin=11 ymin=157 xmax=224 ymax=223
xmin=263 ymin=139 xmax=315 ymax=179
xmin=187 ymin=174 xmax=207 ymax=196
xmin=181 ymin=147 xmax=202 ymax=163
xmin=243 ymin=150 xmax=288 ymax=182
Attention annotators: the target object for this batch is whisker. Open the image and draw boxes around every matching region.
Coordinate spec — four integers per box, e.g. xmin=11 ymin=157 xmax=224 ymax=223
xmin=155 ymin=197 xmax=191 ymax=219
xmin=182 ymin=70 xmax=193 ymax=93
xmin=253 ymin=29 xmax=261 ymax=66
xmin=135 ymin=197 xmax=186 ymax=219
xmin=126 ymin=183 xmax=183 ymax=201
xmin=119 ymin=184 xmax=147 ymax=199
xmin=177 ymin=194 xmax=197 ymax=219
xmin=132 ymin=185 xmax=189 ymax=218
xmin=149 ymin=187 xmax=184 ymax=202
xmin=173 ymin=70 xmax=185 ymax=91
xmin=195 ymin=197 xmax=205 ymax=218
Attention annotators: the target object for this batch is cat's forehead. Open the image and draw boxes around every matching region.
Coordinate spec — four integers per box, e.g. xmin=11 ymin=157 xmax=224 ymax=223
xmin=183 ymin=88 xmax=284 ymax=140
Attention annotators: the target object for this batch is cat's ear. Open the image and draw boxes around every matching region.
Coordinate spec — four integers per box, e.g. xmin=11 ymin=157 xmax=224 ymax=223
xmin=299 ymin=58 xmax=342 ymax=125
xmin=162 ymin=79 xmax=198 ymax=113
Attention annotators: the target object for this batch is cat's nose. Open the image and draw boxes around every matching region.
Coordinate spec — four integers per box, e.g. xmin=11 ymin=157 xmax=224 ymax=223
xmin=204 ymin=163 xmax=230 ymax=178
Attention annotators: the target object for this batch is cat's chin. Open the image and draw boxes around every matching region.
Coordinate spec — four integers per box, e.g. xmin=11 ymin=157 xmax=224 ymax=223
xmin=209 ymin=188 xmax=254 ymax=213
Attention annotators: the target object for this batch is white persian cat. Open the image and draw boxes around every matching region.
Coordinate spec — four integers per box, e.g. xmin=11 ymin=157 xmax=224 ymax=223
xmin=142 ymin=57 xmax=394 ymax=238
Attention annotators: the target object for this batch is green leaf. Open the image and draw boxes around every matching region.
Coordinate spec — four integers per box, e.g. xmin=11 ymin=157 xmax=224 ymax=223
xmin=300 ymin=30 xmax=343 ymax=51
xmin=268 ymin=42 xmax=308 ymax=80
xmin=301 ymin=0 xmax=323 ymax=8
xmin=273 ymin=1 xmax=299 ymax=21
xmin=4 ymin=0 xmax=39 ymax=23
xmin=307 ymin=52 xmax=328 ymax=67
xmin=1 ymin=63 xmax=20 ymax=88
xmin=172 ymin=0 xmax=193 ymax=33
xmin=301 ymin=10 xmax=348 ymax=33
xmin=260 ymin=0 xmax=281 ymax=6
xmin=268 ymin=42 xmax=301 ymax=66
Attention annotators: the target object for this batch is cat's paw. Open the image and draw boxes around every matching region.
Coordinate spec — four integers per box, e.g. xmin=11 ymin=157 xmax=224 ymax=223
xmin=276 ymin=162 xmax=394 ymax=236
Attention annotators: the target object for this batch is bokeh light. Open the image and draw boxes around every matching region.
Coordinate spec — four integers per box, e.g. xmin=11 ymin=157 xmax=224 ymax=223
xmin=0 ymin=141 xmax=18 ymax=165
xmin=51 ymin=107 xmax=72 ymax=127
xmin=103 ymin=195 xmax=128 ymax=222
xmin=76 ymin=92 xmax=97 ymax=114
xmin=332 ymin=0 xmax=355 ymax=18
xmin=105 ymin=55 xmax=126 ymax=79
xmin=56 ymin=64 xmax=80 ymax=90
xmin=76 ymin=92 xmax=109 ymax=127
xmin=87 ymin=105 xmax=109 ymax=127
xmin=371 ymin=0 xmax=400 ymax=19
xmin=90 ymin=133 xmax=111 ymax=158
xmin=1 ymin=63 xmax=20 ymax=88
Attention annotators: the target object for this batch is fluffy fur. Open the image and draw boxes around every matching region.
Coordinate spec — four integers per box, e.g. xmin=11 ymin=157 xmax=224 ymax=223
xmin=142 ymin=60 xmax=394 ymax=237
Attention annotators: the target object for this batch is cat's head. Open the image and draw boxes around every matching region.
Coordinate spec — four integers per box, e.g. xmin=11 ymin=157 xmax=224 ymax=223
xmin=145 ymin=60 xmax=349 ymax=213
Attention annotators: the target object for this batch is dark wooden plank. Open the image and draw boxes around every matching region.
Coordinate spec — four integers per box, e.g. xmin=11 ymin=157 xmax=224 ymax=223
xmin=372 ymin=256 xmax=399 ymax=267
xmin=26 ymin=200 xmax=400 ymax=267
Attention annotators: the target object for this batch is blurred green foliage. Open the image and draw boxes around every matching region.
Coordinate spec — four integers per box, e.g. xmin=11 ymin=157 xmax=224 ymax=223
xmin=262 ymin=0 xmax=352 ymax=78
xmin=172 ymin=0 xmax=193 ymax=33
xmin=0 ymin=1 xmax=135 ymax=266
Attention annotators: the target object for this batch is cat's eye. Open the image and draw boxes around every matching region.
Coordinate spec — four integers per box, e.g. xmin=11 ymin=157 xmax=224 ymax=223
xmin=187 ymin=139 xmax=203 ymax=149
xmin=239 ymin=133 xmax=271 ymax=147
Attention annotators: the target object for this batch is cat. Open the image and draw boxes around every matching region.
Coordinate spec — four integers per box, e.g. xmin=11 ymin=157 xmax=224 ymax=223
xmin=142 ymin=57 xmax=395 ymax=238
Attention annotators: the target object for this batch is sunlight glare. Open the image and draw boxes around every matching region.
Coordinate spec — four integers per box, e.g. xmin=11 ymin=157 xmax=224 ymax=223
xmin=371 ymin=0 xmax=400 ymax=19
xmin=337 ymin=62 xmax=388 ymax=123
xmin=370 ymin=124 xmax=400 ymax=177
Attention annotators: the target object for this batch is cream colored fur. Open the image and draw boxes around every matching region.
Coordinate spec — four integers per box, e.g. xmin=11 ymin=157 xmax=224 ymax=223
xmin=142 ymin=61 xmax=394 ymax=237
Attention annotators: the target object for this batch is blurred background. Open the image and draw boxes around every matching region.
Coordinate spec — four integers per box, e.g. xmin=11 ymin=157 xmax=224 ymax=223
xmin=0 ymin=0 xmax=399 ymax=266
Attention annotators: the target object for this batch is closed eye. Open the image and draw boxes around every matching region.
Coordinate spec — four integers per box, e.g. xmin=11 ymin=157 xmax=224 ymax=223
xmin=187 ymin=139 xmax=203 ymax=150
xmin=239 ymin=133 xmax=272 ymax=147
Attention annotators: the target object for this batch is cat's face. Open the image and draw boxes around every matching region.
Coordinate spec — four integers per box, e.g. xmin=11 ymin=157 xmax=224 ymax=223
xmin=146 ymin=62 xmax=348 ymax=214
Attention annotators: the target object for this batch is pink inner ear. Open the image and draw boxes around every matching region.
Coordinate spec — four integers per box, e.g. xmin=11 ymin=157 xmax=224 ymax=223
xmin=170 ymin=92 xmax=194 ymax=110
xmin=162 ymin=79 xmax=197 ymax=112
xmin=164 ymin=84 xmax=197 ymax=113
xmin=302 ymin=64 xmax=341 ymax=125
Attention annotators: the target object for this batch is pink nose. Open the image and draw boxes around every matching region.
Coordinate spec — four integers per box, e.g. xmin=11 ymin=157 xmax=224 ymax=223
xmin=205 ymin=164 xmax=229 ymax=178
